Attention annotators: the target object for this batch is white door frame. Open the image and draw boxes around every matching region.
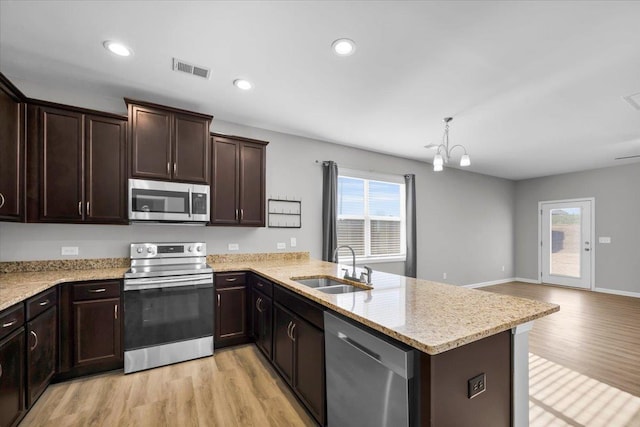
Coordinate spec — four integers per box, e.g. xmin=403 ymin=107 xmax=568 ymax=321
xmin=538 ymin=198 xmax=595 ymax=289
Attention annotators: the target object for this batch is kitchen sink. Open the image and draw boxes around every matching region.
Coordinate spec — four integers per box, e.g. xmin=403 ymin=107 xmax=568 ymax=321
xmin=294 ymin=277 xmax=346 ymax=288
xmin=292 ymin=276 xmax=371 ymax=294
xmin=315 ymin=284 xmax=364 ymax=294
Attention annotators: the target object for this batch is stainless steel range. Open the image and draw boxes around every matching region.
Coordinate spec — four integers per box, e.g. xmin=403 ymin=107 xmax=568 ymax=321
xmin=123 ymin=242 xmax=213 ymax=374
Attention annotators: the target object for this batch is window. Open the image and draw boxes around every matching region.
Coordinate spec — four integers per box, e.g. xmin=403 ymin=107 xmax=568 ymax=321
xmin=336 ymin=172 xmax=406 ymax=262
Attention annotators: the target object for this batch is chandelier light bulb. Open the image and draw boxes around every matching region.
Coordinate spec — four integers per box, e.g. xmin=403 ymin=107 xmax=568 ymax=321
xmin=460 ymin=154 xmax=471 ymax=167
xmin=434 ymin=163 xmax=444 ymax=172
xmin=433 ymin=154 xmax=444 ymax=167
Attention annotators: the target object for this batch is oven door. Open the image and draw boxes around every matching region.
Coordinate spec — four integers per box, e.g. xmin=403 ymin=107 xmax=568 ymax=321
xmin=123 ymin=275 xmax=213 ymax=351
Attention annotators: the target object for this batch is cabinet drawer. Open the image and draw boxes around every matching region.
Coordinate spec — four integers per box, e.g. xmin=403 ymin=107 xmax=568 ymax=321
xmin=26 ymin=288 xmax=57 ymax=320
xmin=274 ymin=286 xmax=324 ymax=331
xmin=72 ymin=281 xmax=121 ymax=301
xmin=253 ymin=275 xmax=273 ymax=297
xmin=215 ymin=272 xmax=246 ymax=289
xmin=0 ymin=303 xmax=24 ymax=340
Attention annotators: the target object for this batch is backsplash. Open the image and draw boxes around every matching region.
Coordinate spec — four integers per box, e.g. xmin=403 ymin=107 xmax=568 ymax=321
xmin=0 ymin=252 xmax=310 ymax=274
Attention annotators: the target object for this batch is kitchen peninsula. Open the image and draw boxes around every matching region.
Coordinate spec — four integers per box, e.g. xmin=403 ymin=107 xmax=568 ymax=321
xmin=0 ymin=252 xmax=558 ymax=427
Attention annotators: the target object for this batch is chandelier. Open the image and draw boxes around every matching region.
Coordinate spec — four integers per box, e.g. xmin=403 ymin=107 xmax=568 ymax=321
xmin=430 ymin=117 xmax=470 ymax=172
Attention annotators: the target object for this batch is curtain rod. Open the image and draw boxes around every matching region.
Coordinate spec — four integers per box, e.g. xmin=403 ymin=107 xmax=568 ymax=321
xmin=314 ymin=160 xmax=413 ymax=178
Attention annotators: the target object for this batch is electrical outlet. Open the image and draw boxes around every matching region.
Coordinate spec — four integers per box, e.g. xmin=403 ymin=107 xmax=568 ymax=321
xmin=277 ymin=242 xmax=286 ymax=250
xmin=501 ymin=265 xmax=505 ymax=272
xmin=228 ymin=243 xmax=239 ymax=251
xmin=443 ymin=272 xmax=447 ymax=280
xmin=61 ymin=246 xmax=79 ymax=256
xmin=290 ymin=237 xmax=297 ymax=247
xmin=468 ymin=373 xmax=486 ymax=399
xmin=599 ymin=236 xmax=611 ymax=244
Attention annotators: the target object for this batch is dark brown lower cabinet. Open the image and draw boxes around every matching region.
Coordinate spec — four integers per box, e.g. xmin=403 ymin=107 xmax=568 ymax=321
xmin=73 ymin=298 xmax=121 ymax=367
xmin=26 ymin=306 xmax=56 ymax=408
xmin=58 ymin=281 xmax=123 ymax=379
xmin=252 ymin=290 xmax=272 ymax=359
xmin=0 ymin=328 xmax=26 ymax=427
xmin=215 ymin=286 xmax=247 ymax=344
xmin=273 ymin=302 xmax=326 ymax=425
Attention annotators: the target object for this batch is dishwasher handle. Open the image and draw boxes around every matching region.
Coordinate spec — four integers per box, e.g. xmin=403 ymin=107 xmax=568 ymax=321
xmin=338 ymin=332 xmax=382 ymax=364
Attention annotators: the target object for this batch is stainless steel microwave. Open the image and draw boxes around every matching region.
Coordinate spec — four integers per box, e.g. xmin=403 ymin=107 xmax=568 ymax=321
xmin=128 ymin=179 xmax=210 ymax=223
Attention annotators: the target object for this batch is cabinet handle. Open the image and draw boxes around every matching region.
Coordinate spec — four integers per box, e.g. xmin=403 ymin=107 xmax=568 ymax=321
xmin=78 ymin=201 xmax=82 ymax=216
xmin=0 ymin=362 xmax=2 ymax=379
xmin=2 ymin=319 xmax=17 ymax=328
xmin=287 ymin=321 xmax=293 ymax=340
xmin=86 ymin=201 xmax=90 ymax=216
xmin=255 ymin=297 xmax=261 ymax=312
xmin=30 ymin=330 xmax=38 ymax=351
xmin=235 ymin=209 xmax=239 ymax=221
xmin=225 ymin=277 xmax=237 ymax=282
xmin=114 ymin=304 xmax=118 ymax=320
xmin=88 ymin=288 xmax=106 ymax=293
xmin=256 ymin=282 xmax=263 ymax=288
xmin=240 ymin=209 xmax=244 ymax=221
xmin=167 ymin=162 xmax=171 ymax=175
xmin=38 ymin=299 xmax=50 ymax=307
xmin=0 ymin=192 xmax=5 ymax=209
xmin=173 ymin=162 xmax=177 ymax=175
xmin=217 ymin=294 xmax=221 ymax=307
xmin=290 ymin=323 xmax=296 ymax=341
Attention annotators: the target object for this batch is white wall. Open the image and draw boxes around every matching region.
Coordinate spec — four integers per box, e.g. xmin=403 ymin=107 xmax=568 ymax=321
xmin=515 ymin=162 xmax=640 ymax=294
xmin=0 ymin=79 xmax=516 ymax=285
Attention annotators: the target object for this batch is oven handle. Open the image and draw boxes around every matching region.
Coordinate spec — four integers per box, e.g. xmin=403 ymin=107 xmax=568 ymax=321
xmin=124 ymin=276 xmax=213 ymax=291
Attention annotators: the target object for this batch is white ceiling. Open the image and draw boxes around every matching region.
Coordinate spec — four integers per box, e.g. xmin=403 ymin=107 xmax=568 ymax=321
xmin=1 ymin=1 xmax=639 ymax=180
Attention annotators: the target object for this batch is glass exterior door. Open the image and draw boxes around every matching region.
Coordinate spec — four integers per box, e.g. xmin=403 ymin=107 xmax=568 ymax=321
xmin=541 ymin=200 xmax=593 ymax=288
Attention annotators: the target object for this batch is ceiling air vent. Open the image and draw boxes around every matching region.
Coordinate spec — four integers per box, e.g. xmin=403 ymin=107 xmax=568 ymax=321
xmin=172 ymin=58 xmax=210 ymax=79
xmin=623 ymin=92 xmax=640 ymax=111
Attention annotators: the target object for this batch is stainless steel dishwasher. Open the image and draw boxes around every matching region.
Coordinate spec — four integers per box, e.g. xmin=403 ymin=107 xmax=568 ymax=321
xmin=324 ymin=312 xmax=419 ymax=427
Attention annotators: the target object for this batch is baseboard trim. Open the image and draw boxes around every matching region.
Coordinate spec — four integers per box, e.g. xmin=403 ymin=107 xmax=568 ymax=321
xmin=464 ymin=278 xmax=517 ymax=288
xmin=593 ymin=287 xmax=640 ymax=298
xmin=515 ymin=277 xmax=541 ymax=284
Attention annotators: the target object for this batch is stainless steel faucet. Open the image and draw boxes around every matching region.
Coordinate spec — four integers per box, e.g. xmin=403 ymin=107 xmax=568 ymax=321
xmin=332 ymin=245 xmax=359 ymax=281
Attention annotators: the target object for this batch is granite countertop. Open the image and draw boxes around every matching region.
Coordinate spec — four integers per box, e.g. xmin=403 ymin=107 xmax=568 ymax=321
xmin=0 ymin=255 xmax=559 ymax=355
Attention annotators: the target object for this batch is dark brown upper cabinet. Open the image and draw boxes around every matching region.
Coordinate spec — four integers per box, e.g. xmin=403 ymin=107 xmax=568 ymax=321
xmin=126 ymin=99 xmax=212 ymax=184
xmin=26 ymin=101 xmax=127 ymax=224
xmin=0 ymin=73 xmax=26 ymax=222
xmin=210 ymin=134 xmax=268 ymax=226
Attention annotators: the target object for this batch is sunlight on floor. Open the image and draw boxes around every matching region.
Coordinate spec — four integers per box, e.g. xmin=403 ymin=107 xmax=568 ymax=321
xmin=529 ymin=353 xmax=640 ymax=427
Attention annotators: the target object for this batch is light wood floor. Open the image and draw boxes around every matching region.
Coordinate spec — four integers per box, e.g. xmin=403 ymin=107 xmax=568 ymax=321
xmin=485 ymin=282 xmax=640 ymax=427
xmin=19 ymin=345 xmax=316 ymax=427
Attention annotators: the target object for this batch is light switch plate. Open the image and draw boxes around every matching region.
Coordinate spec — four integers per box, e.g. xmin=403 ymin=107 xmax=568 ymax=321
xmin=228 ymin=243 xmax=239 ymax=251
xmin=598 ymin=237 xmax=611 ymax=244
xmin=61 ymin=246 xmax=79 ymax=256
xmin=290 ymin=237 xmax=297 ymax=247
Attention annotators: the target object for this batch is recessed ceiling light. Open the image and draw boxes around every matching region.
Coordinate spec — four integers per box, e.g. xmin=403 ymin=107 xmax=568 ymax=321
xmin=233 ymin=79 xmax=253 ymax=90
xmin=332 ymin=38 xmax=356 ymax=56
xmin=103 ymin=40 xmax=133 ymax=57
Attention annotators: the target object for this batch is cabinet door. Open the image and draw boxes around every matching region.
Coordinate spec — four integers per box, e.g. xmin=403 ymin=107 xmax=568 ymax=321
xmin=239 ymin=142 xmax=265 ymax=226
xmin=257 ymin=294 xmax=273 ymax=360
xmin=40 ymin=107 xmax=83 ymax=221
xmin=85 ymin=115 xmax=127 ymax=223
xmin=73 ymin=298 xmax=121 ymax=367
xmin=0 ymin=328 xmax=26 ymax=427
xmin=27 ymin=307 xmax=56 ymax=408
xmin=215 ymin=287 xmax=247 ymax=342
xmin=211 ymin=137 xmax=239 ymax=224
xmin=293 ymin=318 xmax=326 ymax=425
xmin=273 ymin=304 xmax=294 ymax=384
xmin=173 ymin=113 xmax=209 ymax=183
xmin=130 ymin=104 xmax=172 ymax=180
xmin=0 ymin=83 xmax=24 ymax=221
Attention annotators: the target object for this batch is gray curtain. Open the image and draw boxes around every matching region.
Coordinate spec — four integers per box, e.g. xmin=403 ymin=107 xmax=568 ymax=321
xmin=322 ymin=161 xmax=339 ymax=261
xmin=404 ymin=174 xmax=417 ymax=277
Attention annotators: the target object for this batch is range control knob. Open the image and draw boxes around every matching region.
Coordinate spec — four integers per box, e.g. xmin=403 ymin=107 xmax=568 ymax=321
xmin=136 ymin=247 xmax=143 ymax=254
xmin=195 ymin=245 xmax=202 ymax=252
xmin=188 ymin=246 xmax=193 ymax=252
xmin=147 ymin=247 xmax=154 ymax=254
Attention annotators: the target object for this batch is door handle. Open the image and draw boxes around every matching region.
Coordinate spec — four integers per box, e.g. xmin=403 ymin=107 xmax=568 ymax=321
xmin=30 ymin=330 xmax=38 ymax=351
